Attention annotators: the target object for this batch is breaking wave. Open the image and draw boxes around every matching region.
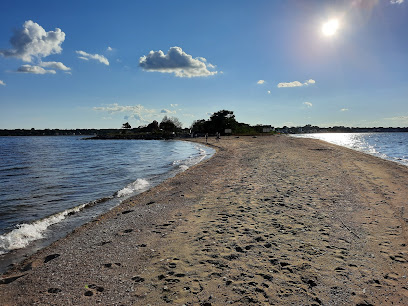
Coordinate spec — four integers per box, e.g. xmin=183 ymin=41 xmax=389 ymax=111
xmin=0 ymin=203 xmax=88 ymax=255
xmin=0 ymin=138 xmax=215 ymax=263
xmin=116 ymin=178 xmax=150 ymax=197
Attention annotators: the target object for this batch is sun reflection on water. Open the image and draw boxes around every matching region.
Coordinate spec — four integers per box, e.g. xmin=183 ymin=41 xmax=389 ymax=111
xmin=294 ymin=133 xmax=408 ymax=167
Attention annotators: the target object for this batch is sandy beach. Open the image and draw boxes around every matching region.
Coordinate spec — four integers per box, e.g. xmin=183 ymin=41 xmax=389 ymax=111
xmin=1 ymin=135 xmax=407 ymax=305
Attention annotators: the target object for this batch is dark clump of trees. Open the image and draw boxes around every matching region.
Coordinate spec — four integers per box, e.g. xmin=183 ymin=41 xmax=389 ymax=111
xmin=190 ymin=110 xmax=274 ymax=136
xmin=100 ymin=116 xmax=187 ymax=140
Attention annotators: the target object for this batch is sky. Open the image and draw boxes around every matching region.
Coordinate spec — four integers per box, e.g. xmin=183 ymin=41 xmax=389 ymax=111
xmin=0 ymin=0 xmax=407 ymax=129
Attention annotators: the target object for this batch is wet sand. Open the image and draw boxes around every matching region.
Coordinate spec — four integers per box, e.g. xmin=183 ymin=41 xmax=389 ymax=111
xmin=1 ymin=135 xmax=407 ymax=305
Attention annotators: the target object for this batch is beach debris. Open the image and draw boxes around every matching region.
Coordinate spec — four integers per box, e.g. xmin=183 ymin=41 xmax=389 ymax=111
xmin=44 ymin=253 xmax=60 ymax=263
xmin=338 ymin=217 xmax=360 ymax=239
xmin=121 ymin=210 xmax=134 ymax=214
xmin=0 ymin=274 xmax=26 ymax=284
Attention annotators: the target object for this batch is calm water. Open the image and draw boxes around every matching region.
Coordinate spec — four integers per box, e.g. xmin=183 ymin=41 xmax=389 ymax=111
xmin=293 ymin=132 xmax=408 ymax=167
xmin=0 ymin=136 xmax=214 ymax=266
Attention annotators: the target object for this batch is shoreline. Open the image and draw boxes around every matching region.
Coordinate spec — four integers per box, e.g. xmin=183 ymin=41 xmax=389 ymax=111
xmin=0 ymin=140 xmax=215 ymax=274
xmin=1 ymin=135 xmax=407 ymax=305
xmin=291 ymin=132 xmax=408 ymax=168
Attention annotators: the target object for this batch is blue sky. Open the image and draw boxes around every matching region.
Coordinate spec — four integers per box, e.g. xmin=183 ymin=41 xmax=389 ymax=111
xmin=0 ymin=0 xmax=407 ymax=129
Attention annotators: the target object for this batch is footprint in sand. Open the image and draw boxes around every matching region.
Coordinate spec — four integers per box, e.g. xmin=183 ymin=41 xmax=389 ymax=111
xmin=84 ymin=284 xmax=104 ymax=296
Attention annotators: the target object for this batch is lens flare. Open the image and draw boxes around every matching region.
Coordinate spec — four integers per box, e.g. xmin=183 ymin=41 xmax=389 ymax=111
xmin=322 ymin=19 xmax=339 ymax=36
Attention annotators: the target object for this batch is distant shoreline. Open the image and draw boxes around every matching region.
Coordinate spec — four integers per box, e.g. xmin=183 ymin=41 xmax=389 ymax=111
xmin=1 ymin=127 xmax=407 ymax=137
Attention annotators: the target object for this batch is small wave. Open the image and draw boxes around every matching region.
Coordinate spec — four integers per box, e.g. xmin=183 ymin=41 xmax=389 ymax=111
xmin=0 ymin=203 xmax=87 ymax=255
xmin=116 ymin=178 xmax=150 ymax=197
xmin=179 ymin=165 xmax=189 ymax=171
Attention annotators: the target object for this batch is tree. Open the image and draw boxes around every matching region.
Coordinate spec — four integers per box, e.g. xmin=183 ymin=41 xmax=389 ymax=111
xmin=208 ymin=110 xmax=238 ymax=134
xmin=146 ymin=120 xmax=159 ymax=132
xmin=159 ymin=116 xmax=182 ymax=133
xmin=190 ymin=110 xmax=239 ymax=135
xmin=190 ymin=119 xmax=208 ymax=134
xmin=122 ymin=122 xmax=131 ymax=129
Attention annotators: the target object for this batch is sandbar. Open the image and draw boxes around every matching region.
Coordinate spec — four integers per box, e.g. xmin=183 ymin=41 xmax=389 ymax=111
xmin=1 ymin=135 xmax=407 ymax=305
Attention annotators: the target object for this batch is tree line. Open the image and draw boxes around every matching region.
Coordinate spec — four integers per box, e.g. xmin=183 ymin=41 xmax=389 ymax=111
xmin=122 ymin=110 xmax=274 ymax=137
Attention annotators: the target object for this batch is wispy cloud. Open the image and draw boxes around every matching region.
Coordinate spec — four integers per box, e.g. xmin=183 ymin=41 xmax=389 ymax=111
xmin=93 ymin=103 xmax=156 ymax=123
xmin=17 ymin=65 xmax=56 ymax=74
xmin=40 ymin=61 xmax=71 ymax=71
xmin=0 ymin=20 xmax=65 ymax=63
xmin=107 ymin=46 xmax=113 ymax=51
xmin=340 ymin=108 xmax=349 ymax=112
xmin=277 ymin=79 xmax=316 ymax=88
xmin=303 ymin=102 xmax=313 ymax=108
xmin=170 ymin=104 xmax=178 ymax=108
xmin=257 ymin=80 xmax=265 ymax=85
xmin=76 ymin=50 xmax=109 ymax=65
xmin=161 ymin=109 xmax=176 ymax=114
xmin=0 ymin=80 xmax=5 ymax=86
xmin=390 ymin=0 xmax=404 ymax=4
xmin=139 ymin=46 xmax=217 ymax=78
xmin=384 ymin=115 xmax=408 ymax=123
xmin=267 ymin=90 xmax=271 ymax=94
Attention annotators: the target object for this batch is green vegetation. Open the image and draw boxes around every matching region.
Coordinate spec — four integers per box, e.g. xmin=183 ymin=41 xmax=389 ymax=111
xmin=191 ymin=110 xmax=274 ymax=136
xmin=1 ymin=110 xmax=406 ymax=138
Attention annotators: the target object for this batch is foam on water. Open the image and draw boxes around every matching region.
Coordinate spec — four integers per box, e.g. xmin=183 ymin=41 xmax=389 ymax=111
xmin=0 ymin=203 xmax=87 ymax=255
xmin=0 ymin=138 xmax=215 ymax=263
xmin=116 ymin=178 xmax=150 ymax=197
xmin=172 ymin=144 xmax=208 ymax=171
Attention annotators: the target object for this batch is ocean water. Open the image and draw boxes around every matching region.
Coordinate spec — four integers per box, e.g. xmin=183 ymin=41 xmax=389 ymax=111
xmin=293 ymin=132 xmax=408 ymax=167
xmin=0 ymin=136 xmax=214 ymax=269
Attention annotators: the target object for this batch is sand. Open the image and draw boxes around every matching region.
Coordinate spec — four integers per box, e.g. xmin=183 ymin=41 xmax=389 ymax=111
xmin=1 ymin=135 xmax=407 ymax=305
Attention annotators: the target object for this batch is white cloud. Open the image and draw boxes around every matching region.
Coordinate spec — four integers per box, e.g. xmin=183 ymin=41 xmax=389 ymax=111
xmin=170 ymin=104 xmax=178 ymax=108
xmin=107 ymin=46 xmax=113 ymax=51
xmin=139 ymin=46 xmax=217 ymax=78
xmin=257 ymin=80 xmax=265 ymax=85
xmin=40 ymin=61 xmax=71 ymax=71
xmin=340 ymin=108 xmax=349 ymax=112
xmin=277 ymin=81 xmax=304 ymax=88
xmin=267 ymin=90 xmax=271 ymax=94
xmin=93 ymin=103 xmax=154 ymax=114
xmin=277 ymin=79 xmax=316 ymax=88
xmin=93 ymin=103 xmax=156 ymax=123
xmin=303 ymin=102 xmax=313 ymax=108
xmin=0 ymin=80 xmax=5 ymax=86
xmin=161 ymin=109 xmax=176 ymax=114
xmin=17 ymin=65 xmax=56 ymax=74
xmin=0 ymin=20 xmax=65 ymax=62
xmin=76 ymin=50 xmax=109 ymax=65
xmin=391 ymin=0 xmax=404 ymax=4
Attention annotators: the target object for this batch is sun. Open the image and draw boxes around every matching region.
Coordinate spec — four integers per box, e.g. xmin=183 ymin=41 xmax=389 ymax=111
xmin=322 ymin=19 xmax=339 ymax=36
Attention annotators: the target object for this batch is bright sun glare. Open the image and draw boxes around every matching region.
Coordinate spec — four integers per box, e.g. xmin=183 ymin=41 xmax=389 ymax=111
xmin=322 ymin=19 xmax=339 ymax=36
